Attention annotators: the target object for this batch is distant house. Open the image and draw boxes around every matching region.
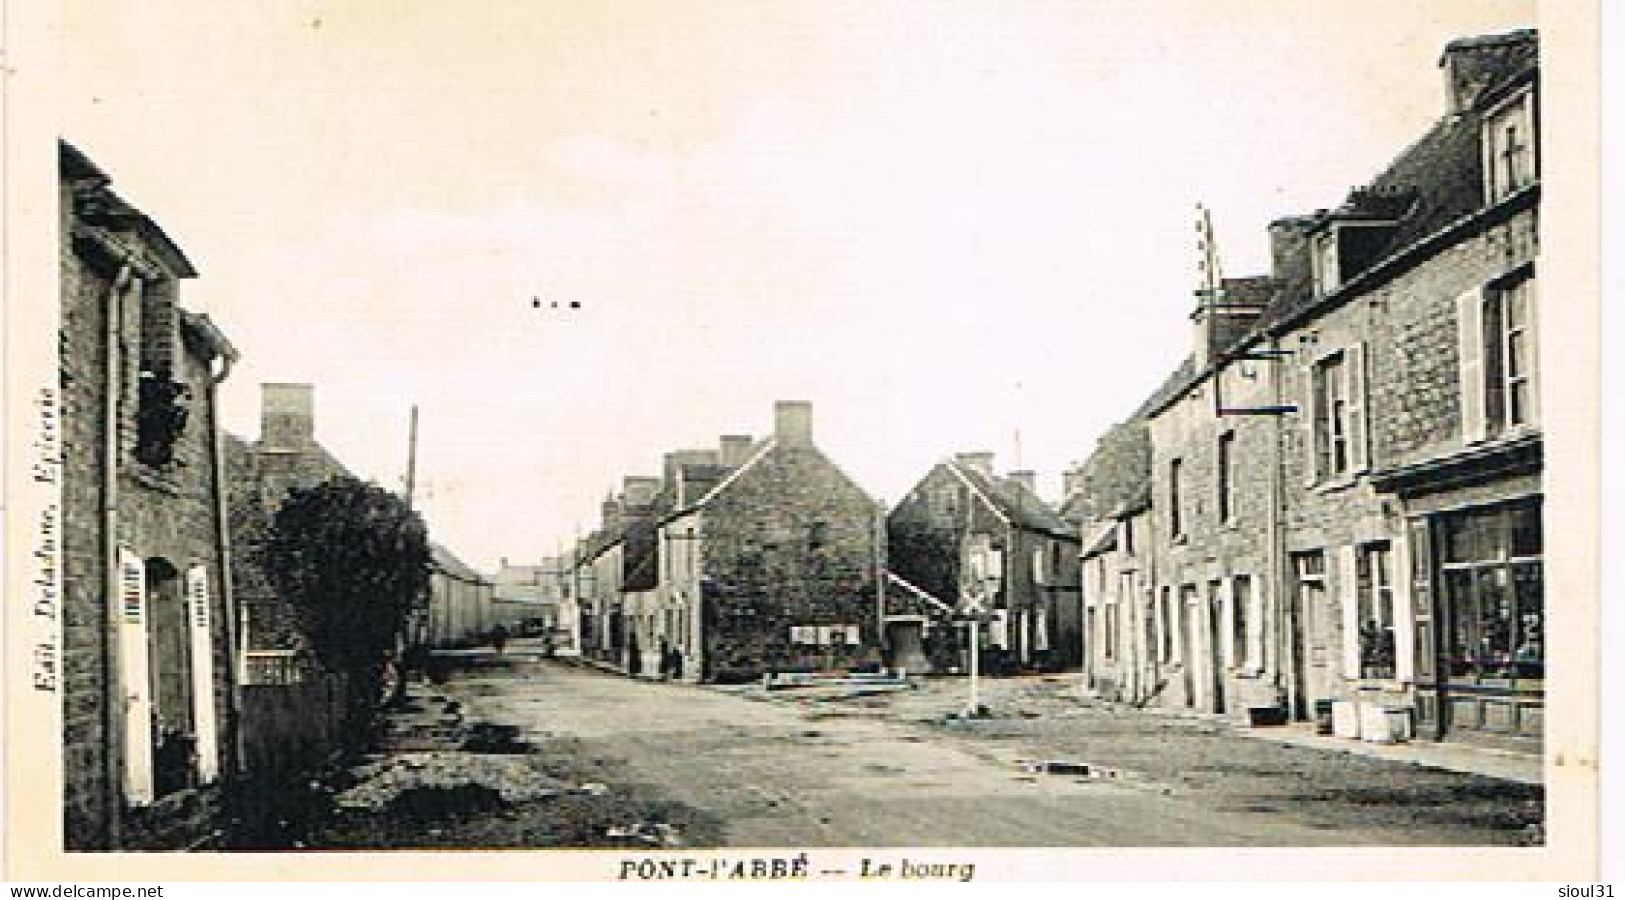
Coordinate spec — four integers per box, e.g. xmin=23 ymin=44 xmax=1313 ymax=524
xmin=1063 ymin=419 xmax=1157 ymax=705
xmin=491 ymin=557 xmax=572 ymax=648
xmin=60 ymin=141 xmax=242 ymax=850
xmin=886 ymin=453 xmax=1082 ymax=676
xmin=640 ymin=402 xmax=885 ymax=682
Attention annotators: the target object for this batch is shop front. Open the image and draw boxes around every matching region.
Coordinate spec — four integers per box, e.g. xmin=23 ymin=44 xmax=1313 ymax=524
xmin=1379 ymin=437 xmax=1543 ymax=748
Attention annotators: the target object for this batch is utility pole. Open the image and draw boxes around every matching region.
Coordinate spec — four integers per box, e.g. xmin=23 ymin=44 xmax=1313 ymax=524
xmin=404 ymin=404 xmax=419 ymax=509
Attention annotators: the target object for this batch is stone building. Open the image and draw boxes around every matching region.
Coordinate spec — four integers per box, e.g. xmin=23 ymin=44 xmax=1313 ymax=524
xmin=1065 ymin=420 xmax=1159 ymax=706
xmin=886 ymin=454 xmax=1082 ymax=676
xmin=225 ymin=383 xmax=352 ymax=676
xmin=228 ymin=382 xmax=492 ymax=658
xmin=649 ymin=402 xmax=885 ymax=682
xmin=1067 ymin=29 xmax=1542 ymax=749
xmin=60 ymin=142 xmax=242 ymax=849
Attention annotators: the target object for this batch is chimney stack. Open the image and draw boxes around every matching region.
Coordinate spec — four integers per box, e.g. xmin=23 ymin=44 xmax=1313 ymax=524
xmin=600 ymin=495 xmax=624 ymax=536
xmin=955 ymin=452 xmax=995 ymax=476
xmin=260 ymin=383 xmax=315 ymax=450
xmin=719 ymin=434 xmax=754 ymax=468
xmin=622 ymin=475 xmax=661 ymax=508
xmin=774 ymin=401 xmax=813 ymax=444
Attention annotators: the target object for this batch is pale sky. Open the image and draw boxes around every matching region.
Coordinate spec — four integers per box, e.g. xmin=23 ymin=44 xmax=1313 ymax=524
xmin=57 ymin=0 xmax=1534 ymax=572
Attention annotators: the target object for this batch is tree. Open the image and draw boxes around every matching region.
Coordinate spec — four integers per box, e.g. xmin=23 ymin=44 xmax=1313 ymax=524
xmin=264 ymin=476 xmax=431 ymax=718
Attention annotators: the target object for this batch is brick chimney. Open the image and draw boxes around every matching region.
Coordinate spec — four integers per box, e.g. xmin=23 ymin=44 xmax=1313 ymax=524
xmin=955 ymin=452 xmax=995 ymax=476
xmin=1062 ymin=467 xmax=1087 ymax=499
xmin=1439 ymin=30 xmax=1537 ymax=114
xmin=600 ymin=494 xmax=624 ymax=536
xmin=622 ymin=476 xmax=661 ymax=508
xmin=719 ymin=434 xmax=754 ymax=468
xmin=774 ymin=401 xmax=813 ymax=445
xmin=1007 ymin=470 xmax=1037 ymax=494
xmin=260 ymin=382 xmax=314 ymax=450
xmin=1268 ymin=216 xmax=1316 ymax=289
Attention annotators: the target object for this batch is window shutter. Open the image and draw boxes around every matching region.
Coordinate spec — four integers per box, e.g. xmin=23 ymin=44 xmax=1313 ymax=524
xmin=1526 ymin=277 xmax=1541 ymax=425
xmin=1391 ymin=533 xmax=1416 ymax=684
xmin=1339 ymin=545 xmax=1361 ymax=680
xmin=1457 ymin=288 xmax=1488 ymax=444
xmin=1347 ymin=342 xmax=1370 ymax=473
xmin=186 ymin=565 xmax=221 ymax=783
xmin=1301 ymin=360 xmax=1321 ymax=486
xmin=117 ymin=549 xmax=155 ymax=806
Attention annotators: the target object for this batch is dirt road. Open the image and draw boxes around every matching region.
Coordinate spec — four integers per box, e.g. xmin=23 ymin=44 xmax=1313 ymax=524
xmin=442 ymin=658 xmax=1540 ymax=847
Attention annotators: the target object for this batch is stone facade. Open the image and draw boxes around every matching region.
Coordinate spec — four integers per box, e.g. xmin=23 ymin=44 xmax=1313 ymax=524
xmin=60 ymin=142 xmax=240 ymax=849
xmin=886 ymin=454 xmax=1082 ymax=676
xmin=574 ymin=403 xmax=884 ymax=683
xmin=1068 ymin=29 xmax=1542 ymax=748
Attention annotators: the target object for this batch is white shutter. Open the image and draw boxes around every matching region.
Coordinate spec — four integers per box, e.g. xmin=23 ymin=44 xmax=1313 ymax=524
xmin=1392 ymin=535 xmax=1416 ymax=684
xmin=1457 ymin=288 xmax=1487 ymax=444
xmin=186 ymin=565 xmax=220 ymax=783
xmin=1339 ymin=545 xmax=1361 ymax=681
xmin=1347 ymin=342 xmax=1370 ymax=473
xmin=1526 ymin=277 xmax=1540 ymax=425
xmin=117 ymin=549 xmax=155 ymax=806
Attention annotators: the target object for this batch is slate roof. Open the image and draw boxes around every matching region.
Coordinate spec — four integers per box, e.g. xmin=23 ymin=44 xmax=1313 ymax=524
xmin=61 ymin=140 xmax=198 ymax=278
xmin=1135 ymin=29 xmax=1537 ymax=422
xmin=1060 ymin=419 xmax=1153 ymax=527
xmin=945 ymin=459 xmax=1077 ymax=541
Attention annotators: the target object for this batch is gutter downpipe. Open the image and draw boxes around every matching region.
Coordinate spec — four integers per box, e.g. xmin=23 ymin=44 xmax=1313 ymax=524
xmin=204 ymin=340 xmax=242 ymax=774
xmin=100 ymin=262 xmax=132 ymax=849
xmin=1268 ymin=333 xmax=1295 ymax=720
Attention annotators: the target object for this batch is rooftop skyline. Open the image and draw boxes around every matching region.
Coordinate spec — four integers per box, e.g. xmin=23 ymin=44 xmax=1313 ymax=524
xmin=57 ymin=0 xmax=1535 ymax=571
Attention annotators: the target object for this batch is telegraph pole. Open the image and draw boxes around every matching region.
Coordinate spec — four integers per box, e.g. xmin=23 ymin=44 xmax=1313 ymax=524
xmin=404 ymin=404 xmax=419 ymax=509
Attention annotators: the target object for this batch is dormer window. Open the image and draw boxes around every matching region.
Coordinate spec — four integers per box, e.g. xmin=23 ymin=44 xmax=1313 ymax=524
xmin=1484 ymin=87 xmax=1537 ymax=203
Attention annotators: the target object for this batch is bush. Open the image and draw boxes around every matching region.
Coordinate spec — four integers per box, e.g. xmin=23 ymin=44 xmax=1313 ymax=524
xmin=264 ymin=477 xmax=431 ymax=721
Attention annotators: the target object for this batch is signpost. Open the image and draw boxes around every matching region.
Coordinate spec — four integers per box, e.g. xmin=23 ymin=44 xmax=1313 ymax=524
xmin=958 ymin=537 xmax=1002 ymax=718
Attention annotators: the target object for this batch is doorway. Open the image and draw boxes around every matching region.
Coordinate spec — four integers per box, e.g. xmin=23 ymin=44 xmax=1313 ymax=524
xmin=1206 ymin=581 xmax=1227 ymax=715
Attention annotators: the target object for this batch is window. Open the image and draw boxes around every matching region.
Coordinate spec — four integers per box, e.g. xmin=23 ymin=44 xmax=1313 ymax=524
xmin=1306 ymin=346 xmax=1368 ymax=482
xmin=1231 ymin=575 xmax=1250 ymax=669
xmin=131 ymin=279 xmax=191 ymax=469
xmin=1293 ymin=552 xmax=1327 ymax=672
xmin=1355 ymin=543 xmax=1397 ymax=679
xmin=1169 ymin=458 xmax=1184 ymax=538
xmin=1440 ymin=501 xmax=1543 ymax=682
xmin=1216 ymin=432 xmax=1236 ymax=523
xmin=1484 ymin=88 xmax=1537 ymax=202
xmin=1313 ymin=353 xmax=1348 ymax=477
xmin=1461 ymin=272 xmax=1539 ymax=442
xmin=1486 ymin=276 xmax=1538 ymax=432
xmin=1121 ymin=517 xmax=1134 ymax=555
xmin=1103 ymin=602 xmax=1119 ymax=661
xmin=1159 ymin=587 xmax=1174 ymax=662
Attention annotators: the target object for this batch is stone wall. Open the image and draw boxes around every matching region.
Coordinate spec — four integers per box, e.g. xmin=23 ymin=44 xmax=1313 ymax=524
xmin=60 ymin=178 xmax=236 ymax=849
xmin=699 ymin=442 xmax=881 ymax=682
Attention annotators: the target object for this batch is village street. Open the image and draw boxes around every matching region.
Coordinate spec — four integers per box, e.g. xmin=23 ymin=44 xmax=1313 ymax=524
xmin=290 ymin=647 xmax=1544 ymax=850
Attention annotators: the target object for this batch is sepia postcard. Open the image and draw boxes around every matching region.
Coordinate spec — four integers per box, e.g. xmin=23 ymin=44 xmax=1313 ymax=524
xmin=2 ymin=0 xmax=1608 ymax=883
